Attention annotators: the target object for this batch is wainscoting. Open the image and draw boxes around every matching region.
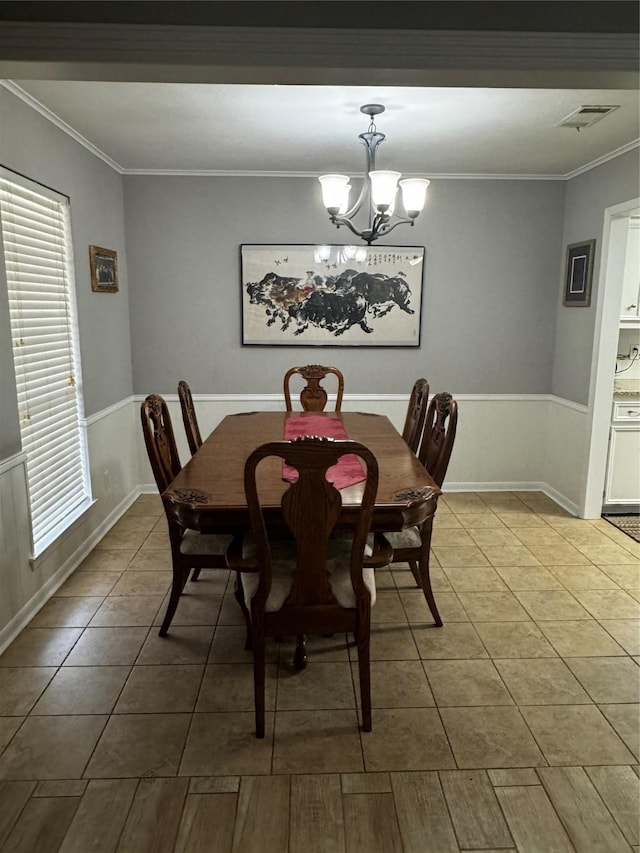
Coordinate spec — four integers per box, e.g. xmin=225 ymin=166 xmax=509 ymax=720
xmin=0 ymin=399 xmax=140 ymax=653
xmin=147 ymin=392 xmax=586 ymax=514
xmin=0 ymin=393 xmax=588 ymax=653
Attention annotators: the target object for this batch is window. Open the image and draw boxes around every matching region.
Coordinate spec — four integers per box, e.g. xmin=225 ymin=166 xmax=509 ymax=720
xmin=0 ymin=169 xmax=91 ymax=557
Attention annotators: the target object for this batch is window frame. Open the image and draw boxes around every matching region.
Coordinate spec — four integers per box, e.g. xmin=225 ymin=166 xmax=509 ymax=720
xmin=0 ymin=167 xmax=93 ymax=559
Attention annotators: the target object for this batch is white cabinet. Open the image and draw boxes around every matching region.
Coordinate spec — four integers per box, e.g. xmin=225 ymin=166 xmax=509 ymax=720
xmin=604 ymin=423 xmax=640 ymax=504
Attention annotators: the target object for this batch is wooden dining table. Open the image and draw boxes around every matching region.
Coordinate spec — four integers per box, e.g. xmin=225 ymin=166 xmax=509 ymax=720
xmin=163 ymin=410 xmax=441 ymax=534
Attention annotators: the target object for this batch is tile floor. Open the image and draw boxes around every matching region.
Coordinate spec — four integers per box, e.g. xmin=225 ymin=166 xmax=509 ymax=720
xmin=0 ymin=491 xmax=638 ymax=852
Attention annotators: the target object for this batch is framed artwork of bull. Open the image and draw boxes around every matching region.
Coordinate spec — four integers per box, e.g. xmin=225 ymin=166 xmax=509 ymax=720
xmin=241 ymin=244 xmax=424 ymax=346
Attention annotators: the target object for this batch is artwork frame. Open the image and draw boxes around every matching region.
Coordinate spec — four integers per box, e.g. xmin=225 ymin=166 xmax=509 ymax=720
xmin=241 ymin=243 xmax=424 ymax=346
xmin=89 ymin=245 xmax=119 ymax=293
xmin=563 ymin=239 xmax=595 ymax=307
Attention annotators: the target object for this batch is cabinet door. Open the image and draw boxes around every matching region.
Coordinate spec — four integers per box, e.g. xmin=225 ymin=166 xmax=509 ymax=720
xmin=605 ymin=427 xmax=640 ymax=503
xmin=621 ymin=220 xmax=640 ymax=318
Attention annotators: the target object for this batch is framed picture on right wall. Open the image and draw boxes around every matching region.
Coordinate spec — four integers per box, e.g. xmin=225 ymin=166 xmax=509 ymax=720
xmin=563 ymin=239 xmax=595 ymax=307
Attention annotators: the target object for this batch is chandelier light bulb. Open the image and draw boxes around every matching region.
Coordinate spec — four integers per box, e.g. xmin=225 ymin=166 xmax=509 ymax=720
xmin=399 ymin=178 xmax=430 ymax=217
xmin=318 ymin=174 xmax=350 ymax=215
xmin=369 ymin=170 xmax=401 ymax=211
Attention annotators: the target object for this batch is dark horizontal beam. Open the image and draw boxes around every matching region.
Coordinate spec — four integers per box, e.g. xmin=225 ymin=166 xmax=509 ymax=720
xmin=0 ymin=1 xmax=637 ymax=33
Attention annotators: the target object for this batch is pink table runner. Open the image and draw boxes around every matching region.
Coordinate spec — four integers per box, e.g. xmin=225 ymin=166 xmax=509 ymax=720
xmin=283 ymin=415 xmax=366 ymax=490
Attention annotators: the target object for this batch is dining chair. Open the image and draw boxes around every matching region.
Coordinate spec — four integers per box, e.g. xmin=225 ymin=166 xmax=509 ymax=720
xmin=401 ymin=377 xmax=430 ymax=454
xmin=141 ymin=394 xmax=240 ymax=636
xmin=228 ymin=436 xmax=380 ymax=737
xmin=383 ymin=392 xmax=458 ymax=627
xmin=177 ymin=380 xmax=202 ymax=456
xmin=283 ymin=364 xmax=344 ymax=412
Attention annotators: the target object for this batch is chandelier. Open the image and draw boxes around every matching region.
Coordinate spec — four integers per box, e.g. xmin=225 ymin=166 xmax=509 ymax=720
xmin=318 ymin=104 xmax=430 ymax=245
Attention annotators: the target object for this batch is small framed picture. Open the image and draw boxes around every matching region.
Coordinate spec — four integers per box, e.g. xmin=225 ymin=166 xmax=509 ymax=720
xmin=563 ymin=239 xmax=595 ymax=307
xmin=89 ymin=245 xmax=119 ymax=293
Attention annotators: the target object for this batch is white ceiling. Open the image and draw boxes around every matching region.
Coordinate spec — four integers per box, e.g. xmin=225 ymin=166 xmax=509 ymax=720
xmin=9 ymin=80 xmax=640 ymax=177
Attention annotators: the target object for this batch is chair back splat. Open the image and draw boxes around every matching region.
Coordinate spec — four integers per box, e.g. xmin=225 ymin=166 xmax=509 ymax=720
xmin=418 ymin=392 xmax=458 ymax=487
xmin=283 ymin=364 xmax=345 ymax=412
xmin=178 ymin=380 xmax=202 ymax=456
xmin=402 ymin=378 xmax=430 ymax=454
xmin=141 ymin=393 xmax=182 ymax=492
xmin=232 ymin=436 xmax=378 ymax=736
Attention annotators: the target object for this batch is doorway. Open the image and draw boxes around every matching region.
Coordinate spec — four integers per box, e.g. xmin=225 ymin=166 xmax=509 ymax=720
xmin=583 ymin=197 xmax=640 ymax=518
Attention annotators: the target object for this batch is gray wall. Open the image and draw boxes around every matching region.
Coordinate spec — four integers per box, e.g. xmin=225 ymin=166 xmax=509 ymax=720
xmin=0 ymin=87 xmax=133 ymax=451
xmin=552 ymin=148 xmax=640 ymax=405
xmin=124 ymin=174 xmax=565 ymax=396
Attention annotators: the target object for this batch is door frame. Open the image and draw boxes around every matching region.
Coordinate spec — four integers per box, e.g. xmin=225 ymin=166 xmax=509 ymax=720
xmin=583 ymin=196 xmax=640 ymax=517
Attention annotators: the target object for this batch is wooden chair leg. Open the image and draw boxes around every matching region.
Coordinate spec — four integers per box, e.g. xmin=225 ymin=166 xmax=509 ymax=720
xmin=253 ymin=624 xmax=266 ymax=739
xmin=159 ymin=566 xmax=189 ymax=637
xmin=356 ymin=627 xmax=372 ymax=732
xmin=417 ymin=521 xmax=442 ymax=627
xmin=234 ymin=573 xmax=252 ymax=651
xmin=190 ymin=567 xmax=201 ymax=581
xmin=408 ymin=559 xmax=421 ymax=586
xmin=419 ymin=561 xmax=443 ymax=627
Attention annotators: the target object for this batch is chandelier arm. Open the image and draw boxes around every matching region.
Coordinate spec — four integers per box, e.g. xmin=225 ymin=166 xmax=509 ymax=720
xmin=371 ymin=216 xmax=416 ymax=242
xmin=341 ymin=131 xmax=383 ymax=224
xmin=340 ymin=176 xmax=370 ymax=221
xmin=328 ymin=214 xmax=371 ymax=242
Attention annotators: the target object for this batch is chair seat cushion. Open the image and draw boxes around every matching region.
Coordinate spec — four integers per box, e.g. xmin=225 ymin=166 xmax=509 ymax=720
xmin=180 ymin=530 xmax=234 ymax=556
xmin=240 ymin=536 xmax=376 ymax=612
xmin=384 ymin=527 xmax=421 ymax=550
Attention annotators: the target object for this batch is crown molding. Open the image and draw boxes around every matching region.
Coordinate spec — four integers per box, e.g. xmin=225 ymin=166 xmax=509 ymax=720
xmin=564 ymin=138 xmax=640 ymax=179
xmin=1 ymin=81 xmax=124 ymax=173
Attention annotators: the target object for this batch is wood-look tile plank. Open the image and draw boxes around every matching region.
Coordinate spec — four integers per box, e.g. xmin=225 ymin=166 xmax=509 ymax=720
xmin=188 ymin=776 xmax=240 ymax=794
xmin=390 ymin=771 xmax=458 ymax=853
xmin=495 ymin=785 xmax=574 ymax=852
xmin=439 ymin=769 xmax=513 ymax=850
xmin=232 ymin=775 xmax=290 ymax=853
xmin=2 ymin=796 xmax=79 ymax=853
xmin=343 ymin=793 xmax=403 ymax=853
xmin=116 ymin=777 xmax=189 ymax=853
xmin=33 ymin=780 xmax=88 ymax=797
xmin=585 ymin=765 xmax=640 ymax=845
xmin=539 ymin=766 xmax=633 ymax=852
xmin=174 ymin=793 xmax=237 ymax=853
xmin=487 ymin=768 xmax=540 ymax=786
xmin=290 ymin=774 xmax=346 ymax=853
xmin=0 ymin=781 xmax=36 ymax=848
xmin=341 ymin=772 xmax=391 ymax=794
xmin=59 ymin=779 xmax=138 ymax=853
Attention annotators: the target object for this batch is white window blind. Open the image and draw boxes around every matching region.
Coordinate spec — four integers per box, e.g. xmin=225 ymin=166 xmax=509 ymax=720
xmin=1 ymin=172 xmax=91 ymax=556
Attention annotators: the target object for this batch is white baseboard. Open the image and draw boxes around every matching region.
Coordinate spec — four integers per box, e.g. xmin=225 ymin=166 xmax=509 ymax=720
xmin=440 ymin=481 xmax=578 ymax=516
xmin=0 ymin=486 xmax=142 ymax=655
xmin=540 ymin=484 xmax=580 ymax=517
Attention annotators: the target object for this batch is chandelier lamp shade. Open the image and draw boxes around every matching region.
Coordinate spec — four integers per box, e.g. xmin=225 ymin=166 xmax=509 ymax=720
xmin=318 ymin=104 xmax=430 ymax=245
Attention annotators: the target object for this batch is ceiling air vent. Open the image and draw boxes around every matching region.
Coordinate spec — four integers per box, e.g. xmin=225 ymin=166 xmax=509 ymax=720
xmin=556 ymin=105 xmax=619 ymax=129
